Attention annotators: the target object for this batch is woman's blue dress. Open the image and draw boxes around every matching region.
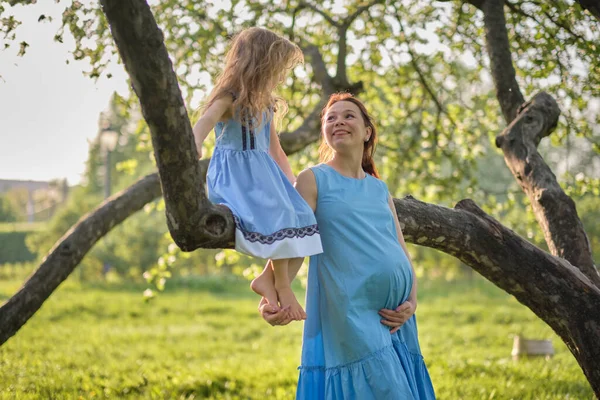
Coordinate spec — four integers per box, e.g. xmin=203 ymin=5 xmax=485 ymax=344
xmin=206 ymin=110 xmax=322 ymax=259
xmin=297 ymin=164 xmax=436 ymax=399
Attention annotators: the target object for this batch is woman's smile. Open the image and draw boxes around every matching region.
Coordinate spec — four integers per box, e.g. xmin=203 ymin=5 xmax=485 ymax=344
xmin=332 ymin=129 xmax=350 ymax=137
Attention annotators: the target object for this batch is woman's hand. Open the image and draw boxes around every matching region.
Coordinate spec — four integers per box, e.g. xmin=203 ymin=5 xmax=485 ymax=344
xmin=259 ymin=297 xmax=294 ymax=326
xmin=378 ymin=299 xmax=416 ymax=334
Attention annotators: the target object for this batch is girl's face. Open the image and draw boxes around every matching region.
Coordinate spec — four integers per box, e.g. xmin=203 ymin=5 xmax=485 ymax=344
xmin=322 ymin=101 xmax=371 ymax=153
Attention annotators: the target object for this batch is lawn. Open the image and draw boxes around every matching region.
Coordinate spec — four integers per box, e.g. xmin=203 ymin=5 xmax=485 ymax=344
xmin=0 ymin=276 xmax=593 ymax=399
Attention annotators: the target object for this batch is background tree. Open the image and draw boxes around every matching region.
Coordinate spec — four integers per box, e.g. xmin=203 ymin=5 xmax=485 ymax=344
xmin=0 ymin=197 xmax=18 ymax=223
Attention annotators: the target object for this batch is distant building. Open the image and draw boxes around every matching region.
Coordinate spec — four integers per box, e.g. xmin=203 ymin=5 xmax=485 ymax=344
xmin=0 ymin=179 xmax=69 ymax=222
xmin=0 ymin=179 xmax=52 ymax=194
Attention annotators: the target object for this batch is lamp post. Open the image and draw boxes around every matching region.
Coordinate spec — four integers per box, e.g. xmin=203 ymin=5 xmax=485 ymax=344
xmin=100 ymin=127 xmax=118 ymax=276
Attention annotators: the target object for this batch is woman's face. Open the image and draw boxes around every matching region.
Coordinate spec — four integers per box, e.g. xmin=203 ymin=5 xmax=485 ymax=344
xmin=323 ymin=101 xmax=371 ymax=153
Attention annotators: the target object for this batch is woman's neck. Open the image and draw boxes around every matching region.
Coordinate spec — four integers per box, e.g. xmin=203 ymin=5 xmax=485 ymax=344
xmin=328 ymin=153 xmax=365 ymax=179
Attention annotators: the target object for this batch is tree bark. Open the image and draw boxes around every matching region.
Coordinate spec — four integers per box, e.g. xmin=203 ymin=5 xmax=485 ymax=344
xmin=577 ymin=0 xmax=600 ymax=21
xmin=480 ymin=0 xmax=599 ymax=284
xmin=482 ymin=0 xmax=525 ymax=122
xmin=495 ymin=93 xmax=600 ymax=286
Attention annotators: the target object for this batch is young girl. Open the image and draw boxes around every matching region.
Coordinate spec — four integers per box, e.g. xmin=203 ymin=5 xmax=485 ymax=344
xmin=192 ymin=28 xmax=322 ymax=321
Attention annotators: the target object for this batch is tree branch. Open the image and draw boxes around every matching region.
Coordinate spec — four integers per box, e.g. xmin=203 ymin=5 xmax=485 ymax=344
xmin=0 ymin=174 xmax=163 ymax=346
xmin=336 ymin=25 xmax=349 ymax=87
xmin=393 ymin=14 xmax=458 ymax=129
xmin=575 ymin=0 xmax=600 ymax=21
xmin=100 ymin=0 xmax=235 ymax=251
xmin=302 ymin=44 xmax=335 ymax=95
xmin=480 ymin=0 xmax=597 ymax=283
xmin=279 ymin=98 xmax=328 ymax=154
xmin=505 ymin=1 xmax=591 ymax=47
xmin=297 ymin=1 xmax=339 ymax=27
xmin=335 ymin=0 xmax=384 ymax=89
xmin=6 ymin=0 xmax=37 ymax=5
xmin=495 ymin=92 xmax=599 ymax=285
xmin=436 ymin=0 xmax=484 ymax=10
xmin=394 ymin=195 xmax=600 ymax=394
xmin=342 ymin=0 xmax=385 ymax=29
xmin=482 ymin=0 xmax=526 ymax=123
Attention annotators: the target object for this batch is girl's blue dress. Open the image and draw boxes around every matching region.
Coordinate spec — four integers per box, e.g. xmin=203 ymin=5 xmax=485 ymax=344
xmin=207 ymin=110 xmax=323 ymax=259
xmin=297 ymin=164 xmax=436 ymax=400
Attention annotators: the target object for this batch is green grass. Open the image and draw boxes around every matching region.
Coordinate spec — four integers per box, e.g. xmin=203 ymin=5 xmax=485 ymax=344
xmin=0 ymin=276 xmax=593 ymax=399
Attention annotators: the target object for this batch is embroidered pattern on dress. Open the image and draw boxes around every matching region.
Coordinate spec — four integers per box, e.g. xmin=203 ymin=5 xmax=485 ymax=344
xmin=241 ymin=121 xmax=248 ymax=150
xmin=233 ymin=215 xmax=319 ymax=245
xmin=248 ymin=116 xmax=256 ymax=149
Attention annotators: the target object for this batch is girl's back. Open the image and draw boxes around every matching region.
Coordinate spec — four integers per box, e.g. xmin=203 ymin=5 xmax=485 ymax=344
xmin=214 ymin=110 xmax=272 ymax=153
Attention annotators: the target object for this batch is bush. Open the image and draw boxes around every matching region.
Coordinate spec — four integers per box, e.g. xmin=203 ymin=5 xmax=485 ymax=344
xmin=0 ymin=228 xmax=37 ymax=264
xmin=0 ymin=262 xmax=36 ymax=280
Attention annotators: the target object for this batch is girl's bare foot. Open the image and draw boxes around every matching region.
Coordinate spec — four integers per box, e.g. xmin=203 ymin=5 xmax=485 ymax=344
xmin=251 ymin=272 xmax=278 ymax=308
xmin=276 ymin=286 xmax=306 ymax=321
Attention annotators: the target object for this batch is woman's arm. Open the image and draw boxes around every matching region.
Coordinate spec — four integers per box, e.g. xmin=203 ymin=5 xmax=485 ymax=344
xmin=192 ymin=96 xmax=232 ymax=158
xmin=387 ymin=194 xmax=417 ymax=306
xmin=294 ymin=168 xmax=318 ymax=211
xmin=379 ymin=194 xmax=418 ymax=334
xmin=268 ymin=122 xmax=296 ymax=184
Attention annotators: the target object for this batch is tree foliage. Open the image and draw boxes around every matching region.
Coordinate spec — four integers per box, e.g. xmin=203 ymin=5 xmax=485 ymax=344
xmin=2 ymin=0 xmax=598 ymax=285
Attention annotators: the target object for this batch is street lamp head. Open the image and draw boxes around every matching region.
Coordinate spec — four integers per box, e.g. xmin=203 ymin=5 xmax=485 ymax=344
xmin=100 ymin=129 xmax=119 ymax=152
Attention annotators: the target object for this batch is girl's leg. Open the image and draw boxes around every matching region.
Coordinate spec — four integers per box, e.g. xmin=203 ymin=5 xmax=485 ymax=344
xmin=287 ymin=257 xmax=304 ymax=282
xmin=272 ymin=258 xmax=306 ymax=320
xmin=250 ymin=260 xmax=278 ymax=308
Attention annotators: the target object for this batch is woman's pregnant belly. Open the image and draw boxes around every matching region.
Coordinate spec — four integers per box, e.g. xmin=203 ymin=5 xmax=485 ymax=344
xmin=356 ymin=247 xmax=413 ymax=312
xmin=318 ymin=246 xmax=414 ymax=365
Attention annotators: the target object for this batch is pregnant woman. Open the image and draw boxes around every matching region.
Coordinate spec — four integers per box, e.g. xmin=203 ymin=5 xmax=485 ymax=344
xmin=260 ymin=93 xmax=436 ymax=399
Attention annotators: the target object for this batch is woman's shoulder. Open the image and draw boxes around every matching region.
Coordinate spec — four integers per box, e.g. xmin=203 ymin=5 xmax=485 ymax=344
xmin=366 ymin=174 xmax=390 ymax=193
xmin=297 ymin=165 xmax=327 ymax=191
xmin=297 ymin=167 xmax=318 ymax=183
xmin=307 ymin=163 xmax=328 ymax=172
xmin=295 ymin=168 xmax=318 ymax=202
xmin=305 ymin=163 xmax=333 ymax=181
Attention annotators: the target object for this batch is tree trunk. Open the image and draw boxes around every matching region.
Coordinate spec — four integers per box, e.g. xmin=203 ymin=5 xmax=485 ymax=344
xmin=100 ymin=0 xmax=234 ymax=251
xmin=495 ymin=93 xmax=600 ymax=286
xmin=394 ymin=196 xmax=600 ymax=395
xmin=480 ymin=0 xmax=599 ymax=285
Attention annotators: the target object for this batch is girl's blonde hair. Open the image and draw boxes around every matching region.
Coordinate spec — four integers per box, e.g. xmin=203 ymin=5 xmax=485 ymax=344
xmin=203 ymin=27 xmax=303 ymax=123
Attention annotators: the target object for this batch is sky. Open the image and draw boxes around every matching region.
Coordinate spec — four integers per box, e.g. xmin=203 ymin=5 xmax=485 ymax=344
xmin=0 ymin=2 xmax=129 ymax=185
